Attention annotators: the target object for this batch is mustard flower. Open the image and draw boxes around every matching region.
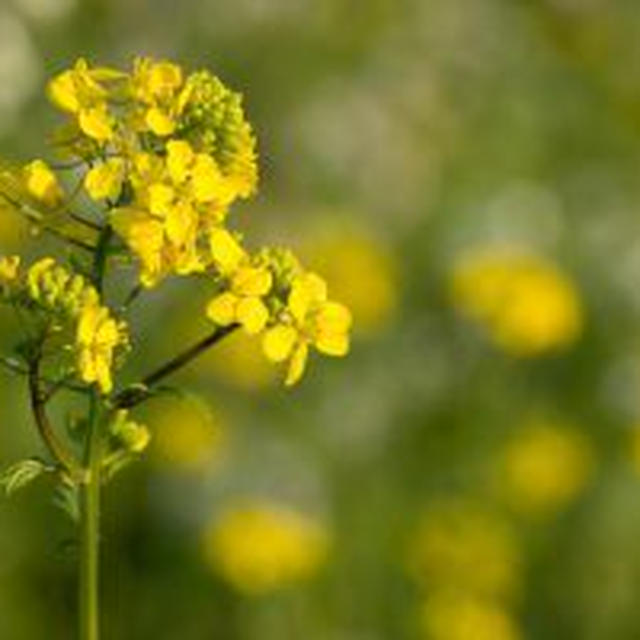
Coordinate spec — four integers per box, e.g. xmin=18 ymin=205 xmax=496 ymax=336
xmin=262 ymin=272 xmax=352 ymax=386
xmin=47 ymin=58 xmax=121 ymax=142
xmin=451 ymin=246 xmax=583 ymax=356
xmin=23 ymin=160 xmax=64 ymax=207
xmin=202 ymin=501 xmax=329 ymax=595
xmin=22 ymin=257 xmax=128 ymax=394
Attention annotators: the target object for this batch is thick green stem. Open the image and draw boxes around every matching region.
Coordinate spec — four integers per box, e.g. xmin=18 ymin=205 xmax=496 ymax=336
xmin=79 ymin=392 xmax=102 ymax=640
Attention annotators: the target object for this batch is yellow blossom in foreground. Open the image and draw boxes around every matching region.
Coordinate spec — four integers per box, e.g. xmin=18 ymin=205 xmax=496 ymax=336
xmin=206 ymin=265 xmax=272 ymax=334
xmin=498 ymin=420 xmax=592 ymax=517
xmin=76 ymin=302 xmax=122 ymax=394
xmin=262 ymin=272 xmax=352 ymax=386
xmin=407 ymin=500 xmax=520 ymax=600
xmin=24 ymin=160 xmax=64 ymax=207
xmin=47 ymin=58 xmax=120 ymax=141
xmin=84 ymin=158 xmax=125 ymax=201
xmin=420 ymin=592 xmax=521 ymax=640
xmin=144 ymin=396 xmax=225 ymax=471
xmin=202 ymin=501 xmax=329 ymax=595
xmin=130 ymin=58 xmax=187 ymax=137
xmin=451 ymin=247 xmax=583 ymax=356
xmin=305 ymin=228 xmax=398 ymax=334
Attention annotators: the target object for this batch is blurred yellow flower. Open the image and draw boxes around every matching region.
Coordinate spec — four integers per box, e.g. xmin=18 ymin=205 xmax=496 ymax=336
xmin=408 ymin=500 xmax=520 ymax=601
xmin=202 ymin=500 xmax=329 ymax=595
xmin=420 ymin=591 xmax=521 ymax=640
xmin=498 ymin=421 xmax=593 ymax=517
xmin=0 ymin=255 xmax=20 ymax=283
xmin=198 ymin=329 xmax=277 ymax=391
xmin=450 ymin=247 xmax=583 ymax=356
xmin=145 ymin=395 xmax=225 ymax=471
xmin=304 ymin=228 xmax=398 ymax=334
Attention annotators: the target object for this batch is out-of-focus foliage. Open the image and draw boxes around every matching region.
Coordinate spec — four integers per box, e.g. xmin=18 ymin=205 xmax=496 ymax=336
xmin=2 ymin=0 xmax=640 ymax=639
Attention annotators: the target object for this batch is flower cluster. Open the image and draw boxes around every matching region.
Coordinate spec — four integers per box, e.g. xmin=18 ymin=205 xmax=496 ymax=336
xmin=14 ymin=56 xmax=352 ymax=386
xmin=0 ymin=255 xmax=127 ymax=393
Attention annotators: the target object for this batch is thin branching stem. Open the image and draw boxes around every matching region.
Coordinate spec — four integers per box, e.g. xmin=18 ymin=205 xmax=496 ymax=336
xmin=27 ymin=352 xmax=80 ymax=475
xmin=113 ymin=324 xmax=238 ymax=409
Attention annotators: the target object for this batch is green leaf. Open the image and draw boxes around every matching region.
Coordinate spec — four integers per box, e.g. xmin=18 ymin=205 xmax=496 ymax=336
xmin=53 ymin=482 xmax=80 ymax=523
xmin=0 ymin=458 xmax=48 ymax=495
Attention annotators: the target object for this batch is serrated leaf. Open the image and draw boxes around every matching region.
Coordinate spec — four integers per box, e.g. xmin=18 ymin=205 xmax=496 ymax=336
xmin=53 ymin=482 xmax=80 ymax=523
xmin=0 ymin=458 xmax=47 ymax=495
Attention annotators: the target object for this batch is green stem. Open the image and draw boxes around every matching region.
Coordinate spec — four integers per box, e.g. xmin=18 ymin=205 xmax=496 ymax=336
xmin=79 ymin=392 xmax=101 ymax=640
xmin=79 ymin=224 xmax=112 ymax=640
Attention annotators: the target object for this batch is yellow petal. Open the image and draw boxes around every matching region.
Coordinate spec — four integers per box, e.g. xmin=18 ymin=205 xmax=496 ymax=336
xmin=146 ymin=107 xmax=176 ymax=136
xmin=24 ymin=160 xmax=64 ymax=207
xmin=236 ymin=297 xmax=269 ymax=335
xmin=111 ymin=209 xmax=166 ymax=288
xmin=288 ymin=273 xmax=327 ymax=324
xmin=84 ymin=158 xmax=124 ymax=201
xmin=47 ymin=70 xmax=80 ymax=113
xmin=285 ymin=342 xmax=309 ymax=387
xmin=231 ymin=267 xmax=272 ymax=297
xmin=148 ymin=62 xmax=183 ymax=96
xmin=314 ymin=332 xmax=350 ymax=357
xmin=206 ymin=292 xmax=238 ymax=326
xmin=262 ymin=325 xmax=298 ymax=363
xmin=148 ymin=183 xmax=175 ymax=216
xmin=315 ymin=302 xmax=352 ymax=334
xmin=209 ymin=228 xmax=246 ymax=275
xmin=79 ymin=106 xmax=113 ymax=141
xmin=0 ymin=255 xmax=20 ymax=282
xmin=165 ymin=200 xmax=196 ymax=246
xmin=166 ymin=140 xmax=194 ymax=184
xmin=191 ymin=154 xmax=223 ymax=203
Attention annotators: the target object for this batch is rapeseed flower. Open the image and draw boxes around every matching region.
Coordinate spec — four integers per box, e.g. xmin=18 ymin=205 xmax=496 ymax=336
xmin=451 ymin=246 xmax=583 ymax=356
xmin=202 ymin=500 xmax=329 ymax=595
xmin=3 ymin=256 xmax=127 ymax=394
xmin=497 ymin=420 xmax=593 ymax=517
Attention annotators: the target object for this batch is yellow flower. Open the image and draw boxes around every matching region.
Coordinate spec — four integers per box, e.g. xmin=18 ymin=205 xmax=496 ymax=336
xmin=21 ymin=258 xmax=127 ymax=393
xmin=420 ymin=592 xmax=522 ymax=640
xmin=206 ymin=265 xmax=272 ymax=334
xmin=84 ymin=158 xmax=125 ymax=201
xmin=76 ymin=302 xmax=123 ymax=394
xmin=0 ymin=255 xmax=20 ymax=283
xmin=144 ymin=395 xmax=225 ymax=471
xmin=131 ymin=58 xmax=187 ymax=137
xmin=451 ymin=247 xmax=583 ymax=357
xmin=209 ymin=228 xmax=246 ymax=275
xmin=110 ymin=209 xmax=167 ymax=287
xmin=24 ymin=160 xmax=64 ymax=207
xmin=497 ymin=420 xmax=592 ymax=517
xmin=262 ymin=272 xmax=352 ymax=386
xmin=202 ymin=500 xmax=329 ymax=595
xmin=407 ymin=500 xmax=520 ymax=600
xmin=47 ymin=59 xmax=118 ymax=142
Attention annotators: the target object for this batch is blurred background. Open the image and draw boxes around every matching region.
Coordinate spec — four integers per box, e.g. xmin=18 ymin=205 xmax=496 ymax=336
xmin=2 ymin=0 xmax=640 ymax=638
